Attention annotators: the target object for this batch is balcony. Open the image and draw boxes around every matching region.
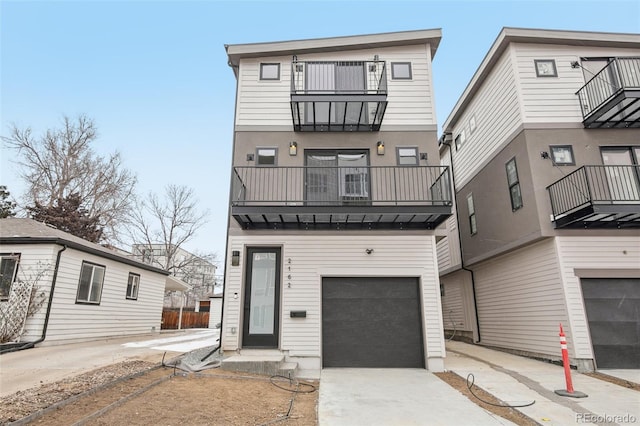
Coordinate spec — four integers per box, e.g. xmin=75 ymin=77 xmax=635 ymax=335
xmin=231 ymin=166 xmax=452 ymax=230
xmin=547 ymin=165 xmax=640 ymax=228
xmin=576 ymin=57 xmax=640 ymax=128
xmin=290 ymin=60 xmax=388 ymax=132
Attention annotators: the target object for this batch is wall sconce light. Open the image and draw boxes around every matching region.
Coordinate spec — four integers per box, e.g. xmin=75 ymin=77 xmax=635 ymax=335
xmin=231 ymin=250 xmax=240 ymax=266
xmin=246 ymin=153 xmax=254 ymax=162
xmin=377 ymin=141 xmax=385 ymax=155
xmin=289 ymin=141 xmax=298 ymax=156
xmin=365 ymin=248 xmax=374 ymax=255
xmin=540 ymin=151 xmax=550 ymax=160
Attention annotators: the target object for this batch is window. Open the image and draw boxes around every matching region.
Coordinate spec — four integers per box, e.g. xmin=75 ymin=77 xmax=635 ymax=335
xmin=260 ymin=63 xmax=280 ymax=80
xmin=256 ymin=148 xmax=277 ymax=166
xmin=467 ymin=194 xmax=477 ymax=235
xmin=506 ymin=158 xmax=523 ymax=211
xmin=534 ymin=59 xmax=557 ymax=77
xmin=550 ymin=145 xmax=575 ymax=166
xmin=391 ymin=62 xmax=412 ymax=79
xmin=469 ymin=116 xmax=477 ymax=134
xmin=397 ymin=147 xmax=418 ymax=166
xmin=126 ymin=273 xmax=140 ymax=300
xmin=76 ymin=262 xmax=105 ymax=304
xmin=0 ymin=254 xmax=20 ymax=301
xmin=454 ymin=130 xmax=465 ymax=151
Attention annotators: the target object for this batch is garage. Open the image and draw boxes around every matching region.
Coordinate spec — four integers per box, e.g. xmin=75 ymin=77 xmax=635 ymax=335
xmin=581 ymin=278 xmax=640 ymax=369
xmin=322 ymin=277 xmax=424 ymax=368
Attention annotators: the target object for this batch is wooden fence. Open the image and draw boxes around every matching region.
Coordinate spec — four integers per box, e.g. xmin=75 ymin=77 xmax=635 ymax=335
xmin=161 ymin=310 xmax=210 ymax=330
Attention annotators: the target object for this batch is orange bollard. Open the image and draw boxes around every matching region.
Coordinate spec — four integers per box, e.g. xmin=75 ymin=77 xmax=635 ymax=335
xmin=554 ymin=323 xmax=587 ymax=398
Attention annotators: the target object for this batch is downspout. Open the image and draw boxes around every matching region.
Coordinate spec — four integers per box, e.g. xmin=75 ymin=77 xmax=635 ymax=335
xmin=441 ymin=134 xmax=481 ymax=343
xmin=0 ymin=244 xmax=67 ymax=354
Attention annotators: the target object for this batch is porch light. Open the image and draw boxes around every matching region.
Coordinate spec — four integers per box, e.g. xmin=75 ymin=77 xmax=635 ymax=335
xmin=289 ymin=141 xmax=298 ymax=156
xmin=377 ymin=141 xmax=385 ymax=155
xmin=231 ymin=250 xmax=240 ymax=266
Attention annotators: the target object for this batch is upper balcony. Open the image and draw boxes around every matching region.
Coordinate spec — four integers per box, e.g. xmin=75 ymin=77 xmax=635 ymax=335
xmin=290 ymin=60 xmax=388 ymax=132
xmin=231 ymin=165 xmax=452 ymax=230
xmin=547 ymin=165 xmax=640 ymax=228
xmin=576 ymin=57 xmax=640 ymax=129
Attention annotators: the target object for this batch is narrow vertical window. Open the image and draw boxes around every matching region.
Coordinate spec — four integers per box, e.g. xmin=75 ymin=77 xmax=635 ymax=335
xmin=0 ymin=254 xmax=20 ymax=301
xmin=126 ymin=273 xmax=140 ymax=300
xmin=467 ymin=193 xmax=477 ymax=235
xmin=506 ymin=158 xmax=523 ymax=211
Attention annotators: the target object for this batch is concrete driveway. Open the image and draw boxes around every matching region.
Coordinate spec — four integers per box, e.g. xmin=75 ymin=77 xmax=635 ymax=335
xmin=0 ymin=328 xmax=219 ymax=397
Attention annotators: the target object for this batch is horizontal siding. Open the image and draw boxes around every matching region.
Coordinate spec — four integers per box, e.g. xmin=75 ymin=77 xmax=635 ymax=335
xmin=208 ymin=298 xmax=222 ymax=329
xmin=555 ymin=236 xmax=640 ymax=360
xmin=235 ymin=44 xmax=437 ymax=128
xmin=17 ymin=245 xmax=166 ymax=343
xmin=436 ymin=152 xmax=461 ymax=271
xmin=222 ymin=234 xmax=444 ymax=362
xmin=514 ymin=44 xmax=640 ymax=123
xmin=474 ymin=238 xmax=569 ymax=357
xmin=452 ymin=48 xmax=522 ymax=189
xmin=441 ymin=277 xmax=466 ymax=331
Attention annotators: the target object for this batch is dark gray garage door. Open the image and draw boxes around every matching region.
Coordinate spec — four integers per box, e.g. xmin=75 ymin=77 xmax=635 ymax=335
xmin=581 ymin=278 xmax=640 ymax=369
xmin=322 ymin=277 xmax=424 ymax=368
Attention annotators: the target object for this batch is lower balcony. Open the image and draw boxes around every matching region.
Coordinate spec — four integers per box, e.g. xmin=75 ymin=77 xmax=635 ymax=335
xmin=231 ymin=166 xmax=452 ymax=230
xmin=547 ymin=165 xmax=640 ymax=228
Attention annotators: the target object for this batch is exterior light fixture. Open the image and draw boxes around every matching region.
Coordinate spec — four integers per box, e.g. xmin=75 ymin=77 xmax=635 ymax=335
xmin=289 ymin=141 xmax=298 ymax=156
xmin=231 ymin=250 xmax=240 ymax=266
xmin=377 ymin=141 xmax=385 ymax=155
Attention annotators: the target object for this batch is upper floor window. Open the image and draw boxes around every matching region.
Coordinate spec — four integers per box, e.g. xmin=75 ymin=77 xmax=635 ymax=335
xmin=454 ymin=130 xmax=465 ymax=151
xmin=534 ymin=59 xmax=557 ymax=77
xmin=505 ymin=158 xmax=523 ymax=211
xmin=467 ymin=194 xmax=477 ymax=235
xmin=126 ymin=273 xmax=140 ymax=300
xmin=0 ymin=254 xmax=20 ymax=301
xmin=256 ymin=148 xmax=277 ymax=166
xmin=76 ymin=261 xmax=105 ymax=304
xmin=391 ymin=62 xmax=412 ymax=80
xmin=397 ymin=147 xmax=418 ymax=166
xmin=550 ymin=145 xmax=575 ymax=166
xmin=260 ymin=63 xmax=280 ymax=80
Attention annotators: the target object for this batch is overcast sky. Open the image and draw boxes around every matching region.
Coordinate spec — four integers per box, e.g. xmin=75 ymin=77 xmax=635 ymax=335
xmin=1 ymin=0 xmax=639 ymax=265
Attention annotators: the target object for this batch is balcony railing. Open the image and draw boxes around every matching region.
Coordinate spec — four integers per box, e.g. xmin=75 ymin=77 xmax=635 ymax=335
xmin=576 ymin=57 xmax=640 ymax=128
xmin=547 ymin=165 xmax=640 ymax=228
xmin=231 ymin=166 xmax=452 ymax=230
xmin=290 ymin=60 xmax=388 ymax=132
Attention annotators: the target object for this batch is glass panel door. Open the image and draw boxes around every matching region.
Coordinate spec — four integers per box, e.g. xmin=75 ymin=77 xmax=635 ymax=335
xmin=242 ymin=247 xmax=281 ymax=348
xmin=601 ymin=148 xmax=640 ymax=202
xmin=305 ymin=62 xmax=335 ymax=125
xmin=305 ymin=150 xmax=370 ymax=205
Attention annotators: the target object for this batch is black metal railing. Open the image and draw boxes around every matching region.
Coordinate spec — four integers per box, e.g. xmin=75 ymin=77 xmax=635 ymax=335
xmin=232 ymin=166 xmax=451 ymax=207
xmin=291 ymin=60 xmax=387 ymax=95
xmin=547 ymin=165 xmax=640 ymax=220
xmin=576 ymin=57 xmax=640 ymax=119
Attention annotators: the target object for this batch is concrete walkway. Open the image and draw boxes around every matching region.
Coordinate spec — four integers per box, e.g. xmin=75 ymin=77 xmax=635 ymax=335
xmin=0 ymin=328 xmax=219 ymax=397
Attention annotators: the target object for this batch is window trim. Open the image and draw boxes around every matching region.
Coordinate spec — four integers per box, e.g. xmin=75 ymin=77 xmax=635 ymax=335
xmin=505 ymin=157 xmax=523 ymax=211
xmin=391 ymin=62 xmax=412 ymax=80
xmin=0 ymin=253 xmax=20 ymax=301
xmin=396 ymin=147 xmax=419 ymax=166
xmin=256 ymin=147 xmax=278 ymax=167
xmin=260 ymin=63 xmax=280 ymax=80
xmin=467 ymin=193 xmax=477 ymax=235
xmin=534 ymin=59 xmax=557 ymax=77
xmin=454 ymin=130 xmax=465 ymax=151
xmin=126 ymin=272 xmax=140 ymax=300
xmin=549 ymin=145 xmax=575 ymax=166
xmin=75 ymin=261 xmax=106 ymax=305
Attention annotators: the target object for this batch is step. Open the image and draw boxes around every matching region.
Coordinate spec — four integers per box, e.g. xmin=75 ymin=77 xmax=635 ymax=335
xmin=220 ymin=353 xmax=285 ymax=376
xmin=277 ymin=361 xmax=298 ymax=379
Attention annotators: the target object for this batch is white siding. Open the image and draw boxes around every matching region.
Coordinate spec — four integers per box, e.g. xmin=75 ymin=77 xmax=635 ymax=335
xmin=452 ymin=48 xmax=522 ymax=189
xmin=514 ymin=44 xmax=640 ymax=123
xmin=441 ymin=275 xmax=467 ymax=331
xmin=436 ymin=150 xmax=461 ymax=272
xmin=235 ymin=44 xmax=438 ymax=128
xmin=474 ymin=238 xmax=570 ymax=357
xmin=222 ymin=234 xmax=445 ymax=367
xmin=208 ymin=298 xmax=223 ymax=329
xmin=7 ymin=244 xmax=167 ymax=344
xmin=554 ymin=236 xmax=640 ymax=360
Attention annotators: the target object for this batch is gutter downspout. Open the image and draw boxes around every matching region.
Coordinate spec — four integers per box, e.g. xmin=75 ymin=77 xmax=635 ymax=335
xmin=0 ymin=244 xmax=67 ymax=354
xmin=441 ymin=135 xmax=481 ymax=343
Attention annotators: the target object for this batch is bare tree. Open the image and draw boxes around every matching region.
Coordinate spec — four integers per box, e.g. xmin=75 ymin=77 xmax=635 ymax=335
xmin=127 ymin=184 xmax=212 ymax=275
xmin=2 ymin=115 xmax=137 ymax=243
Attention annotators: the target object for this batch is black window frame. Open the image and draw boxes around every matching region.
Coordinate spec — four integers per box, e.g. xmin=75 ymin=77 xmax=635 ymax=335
xmin=549 ymin=145 xmax=575 ymax=166
xmin=260 ymin=63 xmax=280 ymax=81
xmin=391 ymin=62 xmax=412 ymax=80
xmin=76 ymin=261 xmax=106 ymax=305
xmin=396 ymin=147 xmax=419 ymax=166
xmin=256 ymin=147 xmax=278 ymax=166
xmin=505 ymin=157 xmax=523 ymax=211
xmin=0 ymin=253 xmax=20 ymax=301
xmin=454 ymin=131 xmax=465 ymax=151
xmin=126 ymin=272 xmax=140 ymax=300
xmin=467 ymin=193 xmax=477 ymax=235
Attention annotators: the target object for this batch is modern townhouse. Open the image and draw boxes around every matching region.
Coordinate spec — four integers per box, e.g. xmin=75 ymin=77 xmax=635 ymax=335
xmin=222 ymin=29 xmax=453 ymax=378
xmin=438 ymin=28 xmax=640 ymax=370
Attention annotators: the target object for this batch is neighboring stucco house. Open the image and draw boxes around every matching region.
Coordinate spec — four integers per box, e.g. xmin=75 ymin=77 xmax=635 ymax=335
xmin=0 ymin=218 xmax=182 ymax=348
xmin=222 ymin=29 xmax=452 ymax=378
xmin=437 ymin=28 xmax=640 ymax=370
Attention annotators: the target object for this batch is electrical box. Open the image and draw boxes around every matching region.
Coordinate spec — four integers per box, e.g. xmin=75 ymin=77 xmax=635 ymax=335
xmin=290 ymin=310 xmax=306 ymax=318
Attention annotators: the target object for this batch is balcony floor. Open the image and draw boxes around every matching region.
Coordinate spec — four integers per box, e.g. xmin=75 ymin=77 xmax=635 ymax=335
xmin=552 ymin=204 xmax=640 ymax=228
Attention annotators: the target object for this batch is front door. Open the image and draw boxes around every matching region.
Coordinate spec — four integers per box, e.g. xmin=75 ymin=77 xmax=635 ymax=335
xmin=242 ymin=247 xmax=281 ymax=348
